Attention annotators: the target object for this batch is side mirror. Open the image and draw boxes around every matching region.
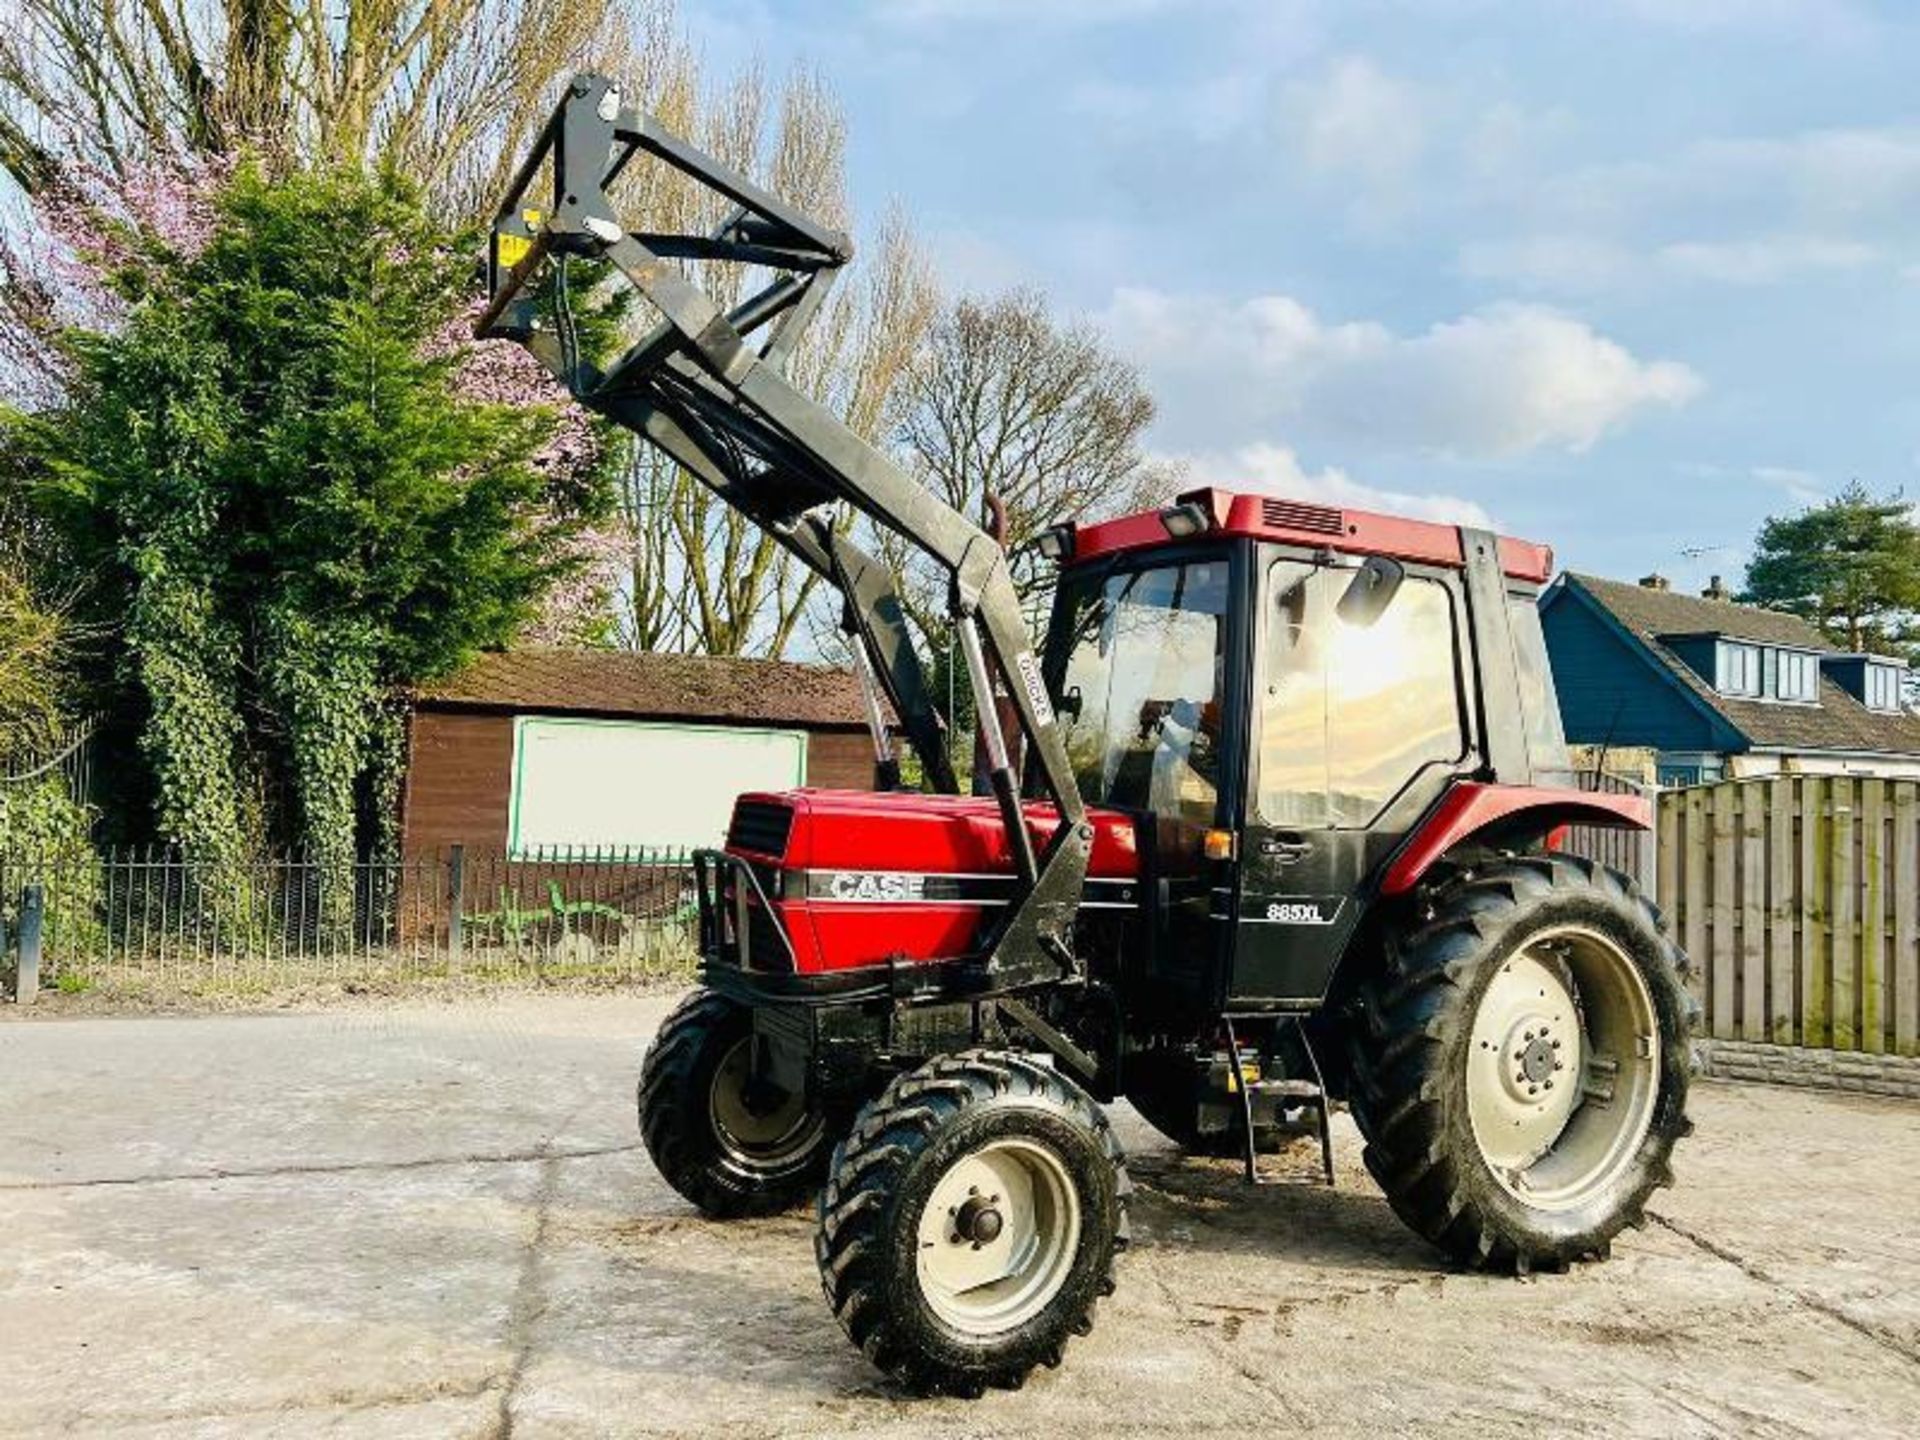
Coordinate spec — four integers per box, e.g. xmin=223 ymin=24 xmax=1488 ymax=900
xmin=1058 ymin=685 xmax=1084 ymax=722
xmin=1335 ymin=555 xmax=1406 ymax=629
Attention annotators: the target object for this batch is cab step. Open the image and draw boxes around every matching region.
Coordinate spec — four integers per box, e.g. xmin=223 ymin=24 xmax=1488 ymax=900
xmin=1224 ymin=1015 xmax=1336 ymax=1188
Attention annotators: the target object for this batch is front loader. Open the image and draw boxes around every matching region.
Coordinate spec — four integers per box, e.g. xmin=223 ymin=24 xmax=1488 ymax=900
xmin=479 ymin=75 xmax=1697 ymax=1396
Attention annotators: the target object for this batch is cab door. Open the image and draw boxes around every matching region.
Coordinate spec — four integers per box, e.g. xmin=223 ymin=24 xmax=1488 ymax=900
xmin=1229 ymin=554 xmax=1470 ymax=1004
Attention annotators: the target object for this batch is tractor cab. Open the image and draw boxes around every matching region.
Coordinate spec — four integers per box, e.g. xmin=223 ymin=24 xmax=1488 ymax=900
xmin=1039 ymin=487 xmax=1573 ymax=1011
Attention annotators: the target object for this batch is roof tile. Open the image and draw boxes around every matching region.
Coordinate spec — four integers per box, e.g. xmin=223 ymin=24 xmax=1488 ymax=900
xmin=414 ymin=648 xmax=878 ymax=729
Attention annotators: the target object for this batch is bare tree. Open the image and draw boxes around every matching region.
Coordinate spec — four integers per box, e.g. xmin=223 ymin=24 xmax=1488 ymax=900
xmin=0 ymin=0 xmax=665 ymax=216
xmin=880 ymin=288 xmax=1173 ymax=638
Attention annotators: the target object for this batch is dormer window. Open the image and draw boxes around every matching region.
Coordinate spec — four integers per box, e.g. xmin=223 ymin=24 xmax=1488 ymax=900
xmin=1775 ymin=650 xmax=1819 ymax=703
xmin=1691 ymin=638 xmax=1818 ymax=702
xmin=1865 ymin=662 xmax=1903 ymax=712
xmin=1715 ymin=640 xmax=1761 ymax=697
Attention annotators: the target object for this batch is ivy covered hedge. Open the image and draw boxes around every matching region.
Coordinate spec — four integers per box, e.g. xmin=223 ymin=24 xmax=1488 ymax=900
xmin=16 ymin=167 xmax=612 ymax=886
xmin=0 ymin=776 xmax=103 ymax=963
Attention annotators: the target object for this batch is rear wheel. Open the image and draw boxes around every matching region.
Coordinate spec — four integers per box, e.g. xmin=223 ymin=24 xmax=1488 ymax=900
xmin=816 ymin=1051 xmax=1129 ymax=1395
xmin=1350 ymin=854 xmax=1696 ymax=1271
xmin=639 ymin=990 xmax=829 ymax=1217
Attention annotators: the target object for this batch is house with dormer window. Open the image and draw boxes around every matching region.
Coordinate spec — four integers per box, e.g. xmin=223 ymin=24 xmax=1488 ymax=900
xmin=1539 ymin=572 xmax=1920 ymax=786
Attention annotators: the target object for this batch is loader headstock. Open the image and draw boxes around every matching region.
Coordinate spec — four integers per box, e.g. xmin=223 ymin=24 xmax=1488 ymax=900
xmin=476 ymin=72 xmax=852 ymax=380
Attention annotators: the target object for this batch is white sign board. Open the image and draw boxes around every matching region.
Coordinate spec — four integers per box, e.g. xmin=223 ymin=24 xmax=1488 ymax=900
xmin=508 ymin=717 xmax=807 ymax=856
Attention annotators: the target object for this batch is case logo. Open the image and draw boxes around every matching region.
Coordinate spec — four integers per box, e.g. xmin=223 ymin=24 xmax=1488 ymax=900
xmin=826 ymin=871 xmax=926 ymax=902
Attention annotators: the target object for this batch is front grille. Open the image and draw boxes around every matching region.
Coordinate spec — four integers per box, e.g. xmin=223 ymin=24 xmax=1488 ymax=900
xmin=744 ymin=897 xmax=792 ymax=971
xmin=727 ymin=800 xmax=794 ymax=858
xmin=1261 ymin=498 xmax=1343 ymax=535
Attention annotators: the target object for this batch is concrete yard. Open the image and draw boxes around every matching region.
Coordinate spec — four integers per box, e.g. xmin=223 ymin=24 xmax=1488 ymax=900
xmin=1 ymin=992 xmax=1917 ymax=1438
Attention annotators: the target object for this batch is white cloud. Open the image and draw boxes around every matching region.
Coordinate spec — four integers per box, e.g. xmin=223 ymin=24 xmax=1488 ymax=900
xmin=1602 ymin=0 xmax=1876 ymax=36
xmin=1677 ymin=460 xmax=1826 ymax=507
xmin=1286 ymin=56 xmax=1425 ymax=185
xmin=1458 ymin=122 xmax=1920 ymax=296
xmin=1657 ymin=235 xmax=1878 ymax=283
xmin=1167 ymin=442 xmax=1497 ymax=529
xmin=1459 ymin=236 xmax=1640 ymax=294
xmin=1543 ymin=128 xmax=1920 ymax=235
xmin=1465 ymin=231 xmax=1880 ymax=291
xmin=1067 ymin=72 xmax=1263 ymax=144
xmin=1100 ymin=288 xmax=1703 ymax=458
xmin=1750 ymin=464 xmax=1826 ymax=506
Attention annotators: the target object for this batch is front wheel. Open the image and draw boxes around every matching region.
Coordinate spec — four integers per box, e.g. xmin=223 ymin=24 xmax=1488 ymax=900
xmin=639 ymin=990 xmax=829 ymax=1217
xmin=1350 ymin=854 xmax=1697 ymax=1272
xmin=815 ymin=1051 xmax=1129 ymax=1395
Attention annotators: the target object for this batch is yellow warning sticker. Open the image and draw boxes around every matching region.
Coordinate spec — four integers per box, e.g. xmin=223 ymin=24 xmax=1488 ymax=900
xmin=495 ymin=209 xmax=545 ymax=271
xmin=497 ymin=232 xmax=532 ymax=270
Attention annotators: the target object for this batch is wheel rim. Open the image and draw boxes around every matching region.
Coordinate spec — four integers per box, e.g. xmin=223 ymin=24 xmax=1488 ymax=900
xmin=916 ymin=1138 xmax=1082 ymax=1336
xmin=1466 ymin=924 xmax=1661 ymax=1212
xmin=708 ymin=1038 xmax=819 ymax=1173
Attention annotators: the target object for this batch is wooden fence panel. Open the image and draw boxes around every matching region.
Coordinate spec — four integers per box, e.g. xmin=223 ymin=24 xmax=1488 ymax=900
xmin=1738 ymin=783 xmax=1765 ymax=1041
xmin=1898 ymin=784 xmax=1919 ymax=1055
xmin=1803 ymin=776 xmax=1829 ymax=1049
xmin=1767 ymin=774 xmax=1794 ymax=1046
xmin=1657 ymin=773 xmax=1920 ymax=1057
xmin=1683 ymin=786 xmax=1711 ymax=1023
xmin=1831 ymin=779 xmax=1856 ymax=1051
xmin=1710 ymin=783 xmax=1737 ymax=1041
xmin=1862 ymin=779 xmax=1886 ymax=1054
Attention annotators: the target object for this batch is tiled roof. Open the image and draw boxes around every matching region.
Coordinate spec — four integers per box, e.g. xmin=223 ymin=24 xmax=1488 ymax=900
xmin=1564 ymin=574 xmax=1920 ymax=756
xmin=414 ymin=648 xmax=878 ymax=729
xmin=1568 ymin=573 xmax=1830 ymax=649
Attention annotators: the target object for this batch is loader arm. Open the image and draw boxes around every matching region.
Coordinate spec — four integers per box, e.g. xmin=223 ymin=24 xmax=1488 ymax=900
xmin=476 ymin=74 xmax=1089 ymax=987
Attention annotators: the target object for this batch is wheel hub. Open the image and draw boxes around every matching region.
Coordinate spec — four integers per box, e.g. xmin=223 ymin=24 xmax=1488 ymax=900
xmin=1500 ymin=1023 xmax=1567 ymax=1099
xmin=916 ymin=1139 xmax=1082 ymax=1336
xmin=1469 ymin=952 xmax=1583 ymax=1173
xmin=1465 ymin=925 xmax=1662 ymax=1211
xmin=953 ymin=1191 xmax=1005 ymax=1247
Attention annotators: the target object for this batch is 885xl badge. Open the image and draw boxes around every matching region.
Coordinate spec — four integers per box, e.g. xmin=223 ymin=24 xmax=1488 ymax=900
xmin=1255 ymin=897 xmax=1341 ymax=925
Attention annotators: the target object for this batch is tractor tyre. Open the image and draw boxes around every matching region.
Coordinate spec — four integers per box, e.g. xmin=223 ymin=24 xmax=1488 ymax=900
xmin=639 ymin=989 xmax=829 ymax=1218
xmin=1349 ymin=853 xmax=1697 ymax=1273
xmin=815 ymin=1050 xmax=1130 ymax=1396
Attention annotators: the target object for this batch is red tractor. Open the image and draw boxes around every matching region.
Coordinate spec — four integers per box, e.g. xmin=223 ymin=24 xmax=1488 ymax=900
xmin=481 ymin=76 xmax=1696 ymax=1395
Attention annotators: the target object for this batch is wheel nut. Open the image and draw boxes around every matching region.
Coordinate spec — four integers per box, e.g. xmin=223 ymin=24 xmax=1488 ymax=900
xmin=1544 ymin=1080 xmax=1554 ymax=1090
xmin=1551 ymin=1039 xmax=1561 ymax=1050
xmin=1527 ymin=1084 xmax=1539 ymax=1095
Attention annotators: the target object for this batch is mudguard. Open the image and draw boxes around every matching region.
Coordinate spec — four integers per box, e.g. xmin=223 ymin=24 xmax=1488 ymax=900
xmin=1378 ymin=782 xmax=1650 ymax=897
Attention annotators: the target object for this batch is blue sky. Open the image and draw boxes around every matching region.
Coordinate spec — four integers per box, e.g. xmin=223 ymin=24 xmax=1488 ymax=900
xmin=680 ymin=0 xmax=1920 ymax=592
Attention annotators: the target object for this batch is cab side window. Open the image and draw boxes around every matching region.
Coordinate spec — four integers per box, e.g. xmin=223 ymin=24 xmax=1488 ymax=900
xmin=1258 ymin=563 xmax=1465 ymax=828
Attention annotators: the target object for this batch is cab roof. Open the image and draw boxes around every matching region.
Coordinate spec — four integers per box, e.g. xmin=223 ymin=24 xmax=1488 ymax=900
xmin=1068 ymin=487 xmax=1553 ymax=585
